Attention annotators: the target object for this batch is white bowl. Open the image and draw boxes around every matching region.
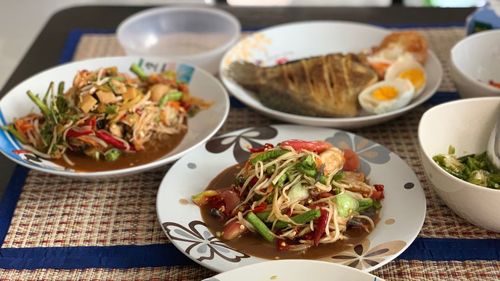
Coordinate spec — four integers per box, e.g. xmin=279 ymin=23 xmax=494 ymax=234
xmin=0 ymin=56 xmax=229 ymax=179
xmin=418 ymin=97 xmax=500 ymax=232
xmin=203 ymin=260 xmax=384 ymax=281
xmin=450 ymin=30 xmax=500 ymax=98
xmin=117 ymin=6 xmax=241 ymax=74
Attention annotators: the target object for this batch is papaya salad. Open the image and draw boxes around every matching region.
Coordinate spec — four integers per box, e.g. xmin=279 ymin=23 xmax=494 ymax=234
xmin=193 ymin=140 xmax=384 ymax=254
xmin=2 ymin=64 xmax=210 ymax=169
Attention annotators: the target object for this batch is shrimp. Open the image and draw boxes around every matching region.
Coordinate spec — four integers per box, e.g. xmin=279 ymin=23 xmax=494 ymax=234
xmin=319 ymin=147 xmax=345 ymax=175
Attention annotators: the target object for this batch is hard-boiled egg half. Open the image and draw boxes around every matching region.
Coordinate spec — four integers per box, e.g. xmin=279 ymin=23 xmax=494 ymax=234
xmin=385 ymin=54 xmax=427 ymax=98
xmin=358 ymin=78 xmax=414 ymax=115
xmin=366 ymin=45 xmax=406 ymax=77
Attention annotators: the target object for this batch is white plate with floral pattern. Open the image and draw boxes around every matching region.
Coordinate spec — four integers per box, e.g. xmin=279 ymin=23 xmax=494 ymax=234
xmin=203 ymin=259 xmax=384 ymax=281
xmin=156 ymin=124 xmax=426 ymax=273
xmin=219 ymin=21 xmax=442 ymax=129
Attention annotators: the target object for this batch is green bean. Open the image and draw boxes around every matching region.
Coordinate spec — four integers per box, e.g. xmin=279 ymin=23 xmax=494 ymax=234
xmin=159 ymin=91 xmax=183 ymax=107
xmin=43 ymin=81 xmax=54 ymax=103
xmin=357 ymin=198 xmax=374 ymax=212
xmin=250 ymin=149 xmax=288 ymax=164
xmin=57 ymin=81 xmax=65 ymax=96
xmin=276 ymin=173 xmax=287 ymax=187
xmin=246 ymin=212 xmax=275 ymax=243
xmin=274 ymin=209 xmax=321 ymax=229
xmin=27 ymin=90 xmax=50 ymax=117
xmin=130 ymin=63 xmax=148 ymax=81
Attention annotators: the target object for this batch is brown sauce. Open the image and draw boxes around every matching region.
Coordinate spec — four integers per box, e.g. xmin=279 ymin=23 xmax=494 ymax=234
xmin=200 ymin=164 xmax=376 ymax=260
xmin=53 ymin=131 xmax=186 ymax=172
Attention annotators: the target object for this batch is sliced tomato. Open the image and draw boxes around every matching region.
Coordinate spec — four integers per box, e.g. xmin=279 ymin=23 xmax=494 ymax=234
xmin=342 ymin=149 xmax=360 ymax=171
xmin=222 ymin=220 xmax=246 ymax=240
xmin=220 ymin=190 xmax=241 ymax=215
xmin=279 ymin=139 xmax=332 ymax=153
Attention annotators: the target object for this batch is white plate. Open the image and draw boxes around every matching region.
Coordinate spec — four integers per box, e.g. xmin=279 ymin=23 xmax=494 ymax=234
xmin=219 ymin=21 xmax=443 ymax=128
xmin=203 ymin=259 xmax=384 ymax=281
xmin=0 ymin=56 xmax=229 ymax=178
xmin=157 ymin=124 xmax=426 ymax=273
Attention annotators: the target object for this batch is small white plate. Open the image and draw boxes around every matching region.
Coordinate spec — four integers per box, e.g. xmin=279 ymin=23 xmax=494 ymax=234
xmin=203 ymin=259 xmax=384 ymax=281
xmin=157 ymin=124 xmax=426 ymax=273
xmin=0 ymin=56 xmax=229 ymax=178
xmin=220 ymin=21 xmax=442 ymax=128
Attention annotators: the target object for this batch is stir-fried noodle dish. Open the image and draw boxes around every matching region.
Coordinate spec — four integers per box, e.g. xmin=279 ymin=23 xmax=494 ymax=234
xmin=2 ymin=64 xmax=209 ymax=170
xmin=193 ymin=140 xmax=384 ymax=255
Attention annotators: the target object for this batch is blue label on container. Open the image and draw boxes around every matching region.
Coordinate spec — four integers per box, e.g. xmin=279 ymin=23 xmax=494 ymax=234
xmin=177 ymin=64 xmax=195 ymax=84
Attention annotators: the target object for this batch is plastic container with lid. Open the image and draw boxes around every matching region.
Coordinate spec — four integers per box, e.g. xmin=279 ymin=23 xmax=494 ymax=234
xmin=466 ymin=0 xmax=500 ymax=35
xmin=117 ymin=6 xmax=241 ymax=74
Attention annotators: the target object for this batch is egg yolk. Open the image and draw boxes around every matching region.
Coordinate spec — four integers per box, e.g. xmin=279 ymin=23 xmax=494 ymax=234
xmin=399 ymin=69 xmax=425 ymax=89
xmin=372 ymin=86 xmax=398 ymax=101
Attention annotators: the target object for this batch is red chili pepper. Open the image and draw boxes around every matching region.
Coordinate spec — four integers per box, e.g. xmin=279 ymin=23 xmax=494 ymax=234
xmin=66 ymin=128 xmax=93 ymax=138
xmin=13 ymin=149 xmax=31 ymax=155
xmin=371 ymin=184 xmax=385 ymax=200
xmin=249 ymin=177 xmax=258 ymax=187
xmin=374 ymin=184 xmax=384 ymax=192
xmin=85 ymin=116 xmax=97 ymax=129
xmin=249 ymin=143 xmax=274 ymax=153
xmin=313 ymin=208 xmax=329 ymax=246
xmin=180 ymin=101 xmax=191 ymax=111
xmin=95 ymin=130 xmax=127 ymax=150
xmin=252 ymin=202 xmax=267 ymax=213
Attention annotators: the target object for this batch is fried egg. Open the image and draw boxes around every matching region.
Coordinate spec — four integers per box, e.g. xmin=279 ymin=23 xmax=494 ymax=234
xmin=385 ymin=54 xmax=427 ymax=98
xmin=358 ymin=78 xmax=414 ymax=115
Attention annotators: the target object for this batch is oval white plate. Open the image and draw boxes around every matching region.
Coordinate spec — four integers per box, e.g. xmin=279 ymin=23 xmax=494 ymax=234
xmin=219 ymin=21 xmax=442 ymax=128
xmin=0 ymin=56 xmax=229 ymax=178
xmin=157 ymin=124 xmax=426 ymax=273
xmin=203 ymin=259 xmax=384 ymax=281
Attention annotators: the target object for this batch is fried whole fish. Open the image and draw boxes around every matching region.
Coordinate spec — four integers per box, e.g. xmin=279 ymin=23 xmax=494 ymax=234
xmin=227 ymin=53 xmax=378 ymax=117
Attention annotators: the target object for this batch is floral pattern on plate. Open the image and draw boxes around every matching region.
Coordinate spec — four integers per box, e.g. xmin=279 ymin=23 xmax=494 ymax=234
xmin=326 ymin=131 xmax=391 ymax=176
xmin=205 ymin=126 xmax=278 ymax=163
xmin=162 ymin=220 xmax=250 ymax=263
xmin=330 ymin=239 xmax=406 ymax=269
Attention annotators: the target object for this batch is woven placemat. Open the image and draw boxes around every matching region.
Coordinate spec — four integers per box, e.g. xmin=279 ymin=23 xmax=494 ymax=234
xmin=0 ymin=260 xmax=499 ymax=280
xmin=1 ymin=28 xmax=499 ymax=280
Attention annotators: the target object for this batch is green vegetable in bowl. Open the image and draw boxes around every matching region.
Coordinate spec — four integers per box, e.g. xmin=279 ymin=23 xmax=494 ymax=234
xmin=433 ymin=146 xmax=500 ymax=189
